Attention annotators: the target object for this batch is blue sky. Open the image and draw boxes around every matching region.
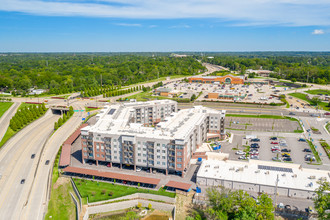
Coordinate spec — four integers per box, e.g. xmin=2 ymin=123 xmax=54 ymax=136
xmin=0 ymin=0 xmax=329 ymax=52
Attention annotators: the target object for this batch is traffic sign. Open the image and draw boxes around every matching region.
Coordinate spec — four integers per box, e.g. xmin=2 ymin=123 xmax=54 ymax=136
xmin=88 ymin=112 xmax=90 ymax=116
xmin=82 ymin=118 xmax=86 ymax=121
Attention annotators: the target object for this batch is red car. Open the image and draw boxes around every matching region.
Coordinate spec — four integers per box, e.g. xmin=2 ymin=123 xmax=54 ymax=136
xmin=271 ymin=142 xmax=279 ymax=144
xmin=325 ymin=112 xmax=330 ymax=116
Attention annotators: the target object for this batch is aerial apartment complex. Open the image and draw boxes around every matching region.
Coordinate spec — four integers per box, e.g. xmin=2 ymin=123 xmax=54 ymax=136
xmin=81 ymin=100 xmax=225 ymax=176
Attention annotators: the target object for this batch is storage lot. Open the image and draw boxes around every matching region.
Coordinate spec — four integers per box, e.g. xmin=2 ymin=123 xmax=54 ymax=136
xmin=225 ymin=117 xmax=301 ymax=133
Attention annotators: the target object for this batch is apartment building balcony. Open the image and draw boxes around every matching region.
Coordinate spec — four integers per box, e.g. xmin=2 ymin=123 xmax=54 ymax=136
xmin=148 ymin=161 xmax=154 ymax=166
xmin=148 ymin=155 xmax=154 ymax=160
xmin=88 ymin=154 xmax=94 ymax=159
xmin=147 ymin=150 xmax=154 ymax=154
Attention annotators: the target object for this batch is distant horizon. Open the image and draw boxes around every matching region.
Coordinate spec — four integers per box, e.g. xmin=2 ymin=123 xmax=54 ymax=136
xmin=1 ymin=51 xmax=330 ymax=53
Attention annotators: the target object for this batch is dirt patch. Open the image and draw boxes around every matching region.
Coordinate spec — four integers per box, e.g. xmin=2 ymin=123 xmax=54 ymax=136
xmin=53 ymin=176 xmax=70 ymax=189
xmin=175 ymin=192 xmax=194 ymax=220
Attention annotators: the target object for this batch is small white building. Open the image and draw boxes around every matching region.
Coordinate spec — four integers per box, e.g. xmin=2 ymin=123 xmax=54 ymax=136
xmin=197 ymin=159 xmax=329 ymax=199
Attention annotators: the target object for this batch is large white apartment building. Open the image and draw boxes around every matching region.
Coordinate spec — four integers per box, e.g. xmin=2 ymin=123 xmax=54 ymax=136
xmin=81 ymin=100 xmax=225 ymax=176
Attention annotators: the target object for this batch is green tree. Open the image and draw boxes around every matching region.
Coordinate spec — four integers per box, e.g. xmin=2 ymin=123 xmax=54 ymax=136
xmin=310 ymin=97 xmax=321 ymax=106
xmin=191 ymin=94 xmax=197 ymax=101
xmin=54 ymin=122 xmax=58 ymax=130
xmin=148 ymin=203 xmax=152 ymax=210
xmin=256 ymin=194 xmax=274 ymax=220
xmin=313 ymin=180 xmax=330 ymax=219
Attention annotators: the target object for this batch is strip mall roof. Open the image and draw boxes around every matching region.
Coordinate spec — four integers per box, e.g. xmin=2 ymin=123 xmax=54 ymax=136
xmin=63 ymin=166 xmax=161 ymax=185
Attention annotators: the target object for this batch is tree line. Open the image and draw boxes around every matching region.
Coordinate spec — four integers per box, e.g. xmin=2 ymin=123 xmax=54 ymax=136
xmin=202 ymin=55 xmax=330 ymax=84
xmin=0 ymin=54 xmax=206 ymax=95
xmin=9 ymin=103 xmax=47 ymax=131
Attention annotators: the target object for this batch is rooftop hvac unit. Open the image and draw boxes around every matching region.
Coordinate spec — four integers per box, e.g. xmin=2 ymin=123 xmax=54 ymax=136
xmin=214 ymin=166 xmax=219 ymax=169
xmin=255 ymin=170 xmax=260 ymax=173
xmin=292 ymin=174 xmax=297 ymax=178
xmin=264 ymin=171 xmax=269 ymax=175
xmin=309 ymin=176 xmax=316 ymax=179
xmin=229 ymin=167 xmax=235 ymax=171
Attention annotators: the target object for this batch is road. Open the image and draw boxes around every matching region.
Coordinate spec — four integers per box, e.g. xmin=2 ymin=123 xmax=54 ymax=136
xmin=0 ymin=102 xmax=20 ymax=142
xmin=21 ymin=104 xmax=86 ymax=220
xmin=0 ymin=110 xmax=60 ymax=220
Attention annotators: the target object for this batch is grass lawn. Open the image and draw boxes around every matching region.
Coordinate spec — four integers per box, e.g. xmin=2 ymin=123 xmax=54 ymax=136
xmin=326 ymin=123 xmax=330 ymax=133
xmin=73 ymin=178 xmax=175 ymax=203
xmin=320 ymin=141 xmax=330 ymax=159
xmin=305 ymin=89 xmax=330 ymax=96
xmin=18 ymin=102 xmax=38 ymax=110
xmin=0 ymin=102 xmax=13 ymax=119
xmin=45 ymin=178 xmax=76 ymax=220
xmin=0 ymin=127 xmax=16 ymax=148
xmin=85 ymin=107 xmax=101 ymax=112
xmin=306 ymin=140 xmax=322 ymax=164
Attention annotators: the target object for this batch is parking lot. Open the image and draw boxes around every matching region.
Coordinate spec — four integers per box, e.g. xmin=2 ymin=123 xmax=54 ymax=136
xmin=157 ymin=81 xmax=290 ymax=104
xmin=225 ymin=117 xmax=301 ymax=133
xmin=221 ymin=132 xmax=315 ymax=167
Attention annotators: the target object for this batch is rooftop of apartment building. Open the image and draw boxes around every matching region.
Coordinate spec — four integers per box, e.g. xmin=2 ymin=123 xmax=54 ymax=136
xmin=82 ymin=100 xmax=225 ymax=141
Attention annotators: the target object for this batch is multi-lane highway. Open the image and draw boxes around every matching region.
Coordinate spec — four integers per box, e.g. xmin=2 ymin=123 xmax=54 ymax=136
xmin=0 ymin=111 xmax=60 ymax=219
xmin=22 ymin=104 xmax=86 ymax=220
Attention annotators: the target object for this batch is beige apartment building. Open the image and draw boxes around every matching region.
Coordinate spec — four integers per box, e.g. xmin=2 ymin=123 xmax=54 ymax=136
xmin=81 ymin=100 xmax=225 ymax=176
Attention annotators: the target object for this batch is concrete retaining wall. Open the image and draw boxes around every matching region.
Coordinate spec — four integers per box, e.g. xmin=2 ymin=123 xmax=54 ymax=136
xmin=88 ymin=199 xmax=175 ymax=215
xmin=70 ymin=192 xmax=79 ymax=220
xmin=88 ymin=193 xmax=176 ymax=206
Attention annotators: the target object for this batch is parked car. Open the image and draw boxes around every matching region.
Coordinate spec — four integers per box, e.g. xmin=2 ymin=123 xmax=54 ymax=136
xmin=250 ymin=155 xmax=259 ymax=160
xmin=281 ymin=149 xmax=291 ymax=152
xmin=136 ymin=167 xmax=142 ymax=172
xmin=272 ymin=157 xmax=281 ymax=162
xmin=282 ymin=152 xmax=290 ymax=156
xmin=31 ymin=154 xmax=35 ymax=159
xmin=45 ymin=160 xmax=50 ymax=165
xmin=303 ymin=148 xmax=312 ymax=152
xmin=325 ymin=112 xmax=330 ymax=116
xmin=236 ymin=150 xmax=245 ymax=155
xmin=289 ymin=112 xmax=296 ymax=115
xmin=251 ymin=143 xmax=259 ymax=147
xmin=238 ymin=156 xmax=247 ymax=160
xmin=271 ymin=142 xmax=279 ymax=144
xmin=283 ymin=157 xmax=292 ymax=162
xmin=251 ymin=138 xmax=260 ymax=142
xmin=271 ymin=146 xmax=280 ymax=150
xmin=307 ymin=129 xmax=311 ymax=132
xmin=270 ymin=137 xmax=277 ymax=140
xmin=298 ymin=138 xmax=306 ymax=142
xmin=21 ymin=179 xmax=25 ymax=184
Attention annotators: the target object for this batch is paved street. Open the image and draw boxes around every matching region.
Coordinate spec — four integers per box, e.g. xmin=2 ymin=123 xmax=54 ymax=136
xmin=0 ymin=111 xmax=60 ymax=220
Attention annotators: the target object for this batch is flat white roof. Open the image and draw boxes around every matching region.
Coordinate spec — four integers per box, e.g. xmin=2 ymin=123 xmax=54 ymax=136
xmin=83 ymin=100 xmax=225 ymax=141
xmin=197 ymin=160 xmax=330 ymax=192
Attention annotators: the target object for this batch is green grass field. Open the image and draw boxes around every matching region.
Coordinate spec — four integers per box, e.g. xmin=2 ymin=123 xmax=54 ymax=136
xmin=0 ymin=127 xmax=16 ymax=148
xmin=73 ymin=178 xmax=175 ymax=203
xmin=0 ymin=102 xmax=13 ymax=118
xmin=305 ymin=89 xmax=330 ymax=96
xmin=18 ymin=102 xmax=37 ymax=110
xmin=45 ymin=179 xmax=76 ymax=220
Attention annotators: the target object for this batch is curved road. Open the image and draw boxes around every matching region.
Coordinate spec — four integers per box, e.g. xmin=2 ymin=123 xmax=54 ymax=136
xmin=0 ymin=110 xmax=60 ymax=219
xmin=0 ymin=102 xmax=20 ymax=142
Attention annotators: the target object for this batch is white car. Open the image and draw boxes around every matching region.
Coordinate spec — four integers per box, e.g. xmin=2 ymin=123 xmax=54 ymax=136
xmin=250 ymin=155 xmax=259 ymax=160
xmin=271 ymin=146 xmax=280 ymax=150
xmin=136 ymin=167 xmax=142 ymax=172
xmin=236 ymin=150 xmax=245 ymax=155
xmin=238 ymin=155 xmax=247 ymax=160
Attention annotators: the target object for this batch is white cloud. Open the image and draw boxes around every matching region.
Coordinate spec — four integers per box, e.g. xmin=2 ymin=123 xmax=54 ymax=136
xmin=312 ymin=29 xmax=325 ymax=35
xmin=115 ymin=23 xmax=142 ymax=27
xmin=0 ymin=0 xmax=330 ymax=26
xmin=170 ymin=24 xmax=191 ymax=29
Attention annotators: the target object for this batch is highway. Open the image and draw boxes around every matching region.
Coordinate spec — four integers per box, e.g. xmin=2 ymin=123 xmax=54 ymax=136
xmin=21 ymin=104 xmax=86 ymax=220
xmin=0 ymin=102 xmax=20 ymax=142
xmin=0 ymin=110 xmax=60 ymax=220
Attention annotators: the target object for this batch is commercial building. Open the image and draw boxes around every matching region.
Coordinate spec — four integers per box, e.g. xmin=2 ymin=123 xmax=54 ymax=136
xmin=197 ymin=160 xmax=330 ymax=198
xmin=81 ymin=100 xmax=225 ymax=176
xmin=189 ymin=75 xmax=245 ymax=84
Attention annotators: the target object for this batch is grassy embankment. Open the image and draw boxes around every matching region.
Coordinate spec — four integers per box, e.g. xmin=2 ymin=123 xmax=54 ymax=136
xmin=73 ymin=178 xmax=176 ymax=203
xmin=0 ymin=103 xmax=47 ymax=148
xmin=0 ymin=102 xmax=13 ymax=118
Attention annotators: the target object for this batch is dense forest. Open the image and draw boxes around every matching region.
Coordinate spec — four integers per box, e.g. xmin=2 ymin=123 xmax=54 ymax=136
xmin=0 ymin=54 xmax=206 ymax=95
xmin=201 ymin=54 xmax=330 ymax=84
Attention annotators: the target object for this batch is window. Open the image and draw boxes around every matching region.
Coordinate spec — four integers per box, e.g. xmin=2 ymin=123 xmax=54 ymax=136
xmin=138 ymin=159 xmax=141 ymax=162
xmin=157 ymin=143 xmax=160 ymax=147
xmin=177 ymin=158 xmax=182 ymax=162
xmin=97 ymin=154 xmax=100 ymax=157
xmin=157 ymin=156 xmax=160 ymax=159
xmin=143 ymin=154 xmax=146 ymax=157
xmin=162 ymin=144 xmax=166 ymax=148
xmin=157 ymin=161 xmax=160 ymax=165
xmin=138 ymin=141 xmax=141 ymax=145
xmin=157 ymin=149 xmax=160 ymax=153
xmin=162 ymin=162 xmax=166 ymax=165
xmin=83 ymin=141 xmax=87 ymax=145
xmin=84 ymin=152 xmax=87 ymax=156
xmin=177 ymin=152 xmax=182 ymax=156
xmin=102 ymin=155 xmax=105 ymax=158
xmin=162 ymin=156 xmax=166 ymax=159
xmin=177 ymin=164 xmax=182 ymax=168
xmin=138 ymin=153 xmax=141 ymax=156
xmin=114 ymin=151 xmax=117 ymax=154
xmin=83 ymin=147 xmax=87 ymax=151
xmin=143 ymin=160 xmax=146 ymax=163
xmin=162 ymin=150 xmax=166 ymax=153
xmin=101 ymin=145 xmax=104 ymax=152
xmin=114 ymin=156 xmax=117 ymax=159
